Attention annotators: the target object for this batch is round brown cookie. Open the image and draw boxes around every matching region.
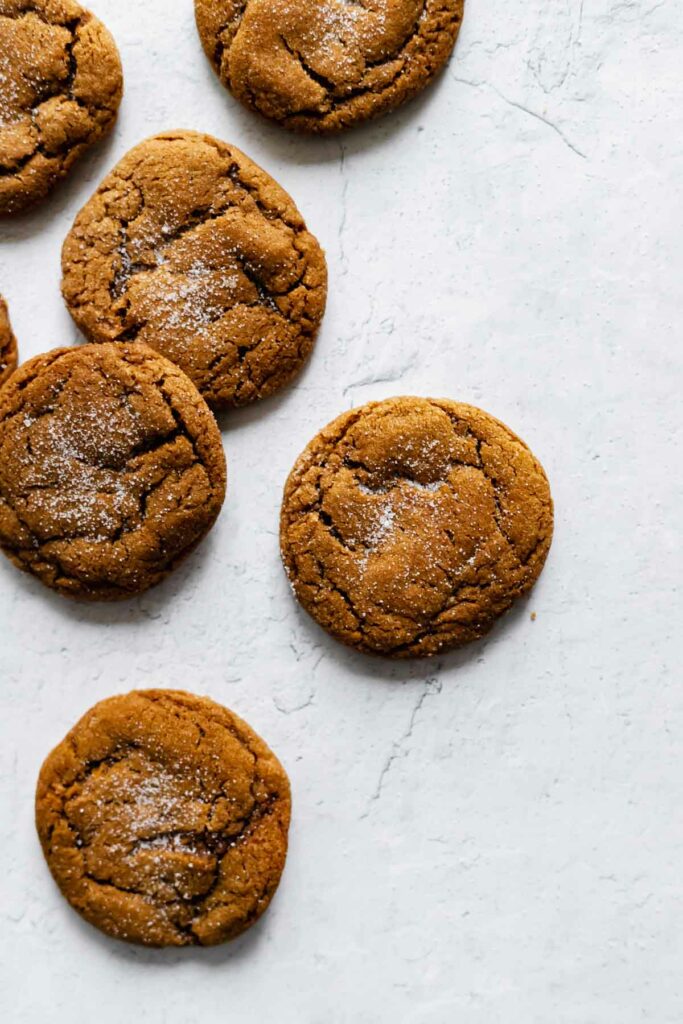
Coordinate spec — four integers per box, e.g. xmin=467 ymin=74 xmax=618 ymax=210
xmin=0 ymin=342 xmax=226 ymax=599
xmin=280 ymin=397 xmax=554 ymax=658
xmin=0 ymin=0 xmax=122 ymax=215
xmin=36 ymin=689 xmax=292 ymax=947
xmin=61 ymin=130 xmax=328 ymax=410
xmin=0 ymin=293 xmax=17 ymax=386
xmin=195 ymin=0 xmax=465 ymax=133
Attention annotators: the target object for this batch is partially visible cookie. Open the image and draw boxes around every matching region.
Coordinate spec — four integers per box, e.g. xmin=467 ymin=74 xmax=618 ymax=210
xmin=36 ymin=689 xmax=292 ymax=947
xmin=0 ymin=0 xmax=123 ymax=214
xmin=61 ymin=130 xmax=328 ymax=410
xmin=0 ymin=342 xmax=226 ymax=599
xmin=195 ymin=0 xmax=465 ymax=133
xmin=280 ymin=397 xmax=554 ymax=658
xmin=0 ymin=294 xmax=17 ymax=386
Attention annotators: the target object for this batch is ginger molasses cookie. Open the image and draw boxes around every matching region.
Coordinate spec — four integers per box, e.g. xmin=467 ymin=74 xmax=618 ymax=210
xmin=0 ymin=294 xmax=17 ymax=386
xmin=0 ymin=0 xmax=122 ymax=214
xmin=61 ymin=130 xmax=328 ymax=410
xmin=195 ymin=0 xmax=465 ymax=133
xmin=281 ymin=397 xmax=554 ymax=658
xmin=0 ymin=343 xmax=226 ymax=599
xmin=36 ymin=689 xmax=292 ymax=947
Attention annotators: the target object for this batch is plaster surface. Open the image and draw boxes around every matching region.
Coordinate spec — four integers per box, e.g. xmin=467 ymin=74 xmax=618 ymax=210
xmin=1 ymin=1 xmax=681 ymax=1020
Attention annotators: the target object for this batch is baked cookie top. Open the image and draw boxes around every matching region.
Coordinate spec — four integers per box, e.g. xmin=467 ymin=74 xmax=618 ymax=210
xmin=61 ymin=130 xmax=328 ymax=410
xmin=195 ymin=0 xmax=465 ymax=133
xmin=0 ymin=0 xmax=122 ymax=214
xmin=0 ymin=294 xmax=17 ymax=386
xmin=280 ymin=397 xmax=554 ymax=658
xmin=36 ymin=689 xmax=291 ymax=947
xmin=0 ymin=343 xmax=226 ymax=600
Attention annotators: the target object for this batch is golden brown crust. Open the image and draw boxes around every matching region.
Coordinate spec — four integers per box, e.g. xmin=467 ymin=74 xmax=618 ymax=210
xmin=0 ymin=293 xmax=17 ymax=386
xmin=280 ymin=397 xmax=554 ymax=658
xmin=0 ymin=0 xmax=123 ymax=214
xmin=195 ymin=0 xmax=465 ymax=133
xmin=61 ymin=130 xmax=328 ymax=410
xmin=0 ymin=342 xmax=227 ymax=600
xmin=35 ymin=689 xmax=292 ymax=947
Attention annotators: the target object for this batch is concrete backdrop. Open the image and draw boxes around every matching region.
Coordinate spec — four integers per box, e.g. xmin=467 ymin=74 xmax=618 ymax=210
xmin=1 ymin=1 xmax=681 ymax=1020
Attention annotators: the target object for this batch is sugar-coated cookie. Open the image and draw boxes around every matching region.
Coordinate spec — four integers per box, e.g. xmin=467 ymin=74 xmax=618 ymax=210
xmin=61 ymin=130 xmax=328 ymax=410
xmin=36 ymin=689 xmax=291 ymax=946
xmin=0 ymin=343 xmax=226 ymax=599
xmin=0 ymin=294 xmax=17 ymax=386
xmin=281 ymin=397 xmax=553 ymax=657
xmin=195 ymin=0 xmax=465 ymax=133
xmin=0 ymin=0 xmax=122 ymax=213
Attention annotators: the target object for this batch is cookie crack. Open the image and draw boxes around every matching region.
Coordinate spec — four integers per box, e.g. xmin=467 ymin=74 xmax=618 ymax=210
xmin=108 ymin=206 xmax=303 ymax=336
xmin=280 ymin=34 xmax=338 ymax=99
xmin=212 ymin=1 xmax=250 ymax=70
xmin=306 ymin=545 xmax=362 ymax=627
xmin=0 ymin=12 xmax=109 ymax=180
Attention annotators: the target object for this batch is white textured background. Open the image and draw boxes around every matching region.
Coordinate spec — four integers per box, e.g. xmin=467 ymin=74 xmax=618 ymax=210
xmin=1 ymin=1 xmax=682 ymax=1020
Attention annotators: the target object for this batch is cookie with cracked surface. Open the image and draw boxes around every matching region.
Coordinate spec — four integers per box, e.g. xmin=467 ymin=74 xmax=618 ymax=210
xmin=195 ymin=0 xmax=465 ymax=133
xmin=0 ymin=294 xmax=17 ymax=386
xmin=0 ymin=342 xmax=226 ymax=599
xmin=36 ymin=689 xmax=292 ymax=947
xmin=0 ymin=0 xmax=123 ymax=214
xmin=61 ymin=130 xmax=328 ymax=410
xmin=280 ymin=397 xmax=554 ymax=658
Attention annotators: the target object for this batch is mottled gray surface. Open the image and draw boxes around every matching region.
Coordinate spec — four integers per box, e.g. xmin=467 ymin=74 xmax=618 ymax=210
xmin=1 ymin=1 xmax=681 ymax=1020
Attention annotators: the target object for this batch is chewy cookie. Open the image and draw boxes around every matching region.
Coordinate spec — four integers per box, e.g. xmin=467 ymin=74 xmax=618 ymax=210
xmin=61 ymin=130 xmax=328 ymax=410
xmin=0 ymin=0 xmax=122 ymax=214
xmin=36 ymin=689 xmax=291 ymax=947
xmin=280 ymin=397 xmax=553 ymax=658
xmin=195 ymin=0 xmax=465 ymax=133
xmin=0 ymin=294 xmax=17 ymax=386
xmin=0 ymin=343 xmax=226 ymax=599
